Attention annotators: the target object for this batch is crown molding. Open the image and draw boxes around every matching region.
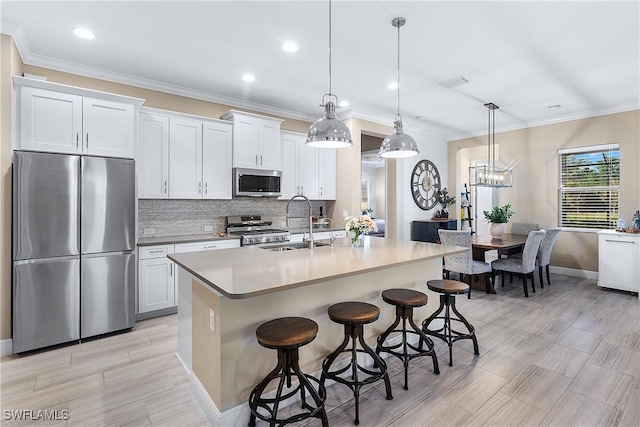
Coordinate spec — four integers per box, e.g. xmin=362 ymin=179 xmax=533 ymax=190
xmin=4 ymin=28 xmax=317 ymax=123
xmin=447 ymin=102 xmax=640 ymax=142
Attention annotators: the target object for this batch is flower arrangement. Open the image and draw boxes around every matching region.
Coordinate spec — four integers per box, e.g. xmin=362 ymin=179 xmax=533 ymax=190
xmin=483 ymin=204 xmax=515 ymax=224
xmin=345 ymin=214 xmax=378 ymax=245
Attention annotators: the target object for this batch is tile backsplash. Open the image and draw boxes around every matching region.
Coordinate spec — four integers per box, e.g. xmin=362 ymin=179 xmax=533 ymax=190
xmin=138 ymin=198 xmax=327 ymax=238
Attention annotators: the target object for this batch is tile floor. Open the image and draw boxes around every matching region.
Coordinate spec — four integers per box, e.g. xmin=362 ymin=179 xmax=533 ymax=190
xmin=1 ymin=273 xmax=638 ymax=426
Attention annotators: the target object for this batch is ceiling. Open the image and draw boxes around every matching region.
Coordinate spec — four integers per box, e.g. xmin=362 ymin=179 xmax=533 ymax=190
xmin=2 ymin=1 xmax=639 ymax=140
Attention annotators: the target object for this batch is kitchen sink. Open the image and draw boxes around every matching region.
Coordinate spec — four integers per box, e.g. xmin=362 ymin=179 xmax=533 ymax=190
xmin=259 ymin=241 xmax=331 ymax=251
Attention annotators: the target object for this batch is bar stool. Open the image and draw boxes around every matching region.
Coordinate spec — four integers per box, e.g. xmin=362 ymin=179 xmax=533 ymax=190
xmin=248 ymin=317 xmax=328 ymax=427
xmin=421 ymin=280 xmax=479 ymax=366
xmin=376 ymin=289 xmax=440 ymax=390
xmin=321 ymin=302 xmax=393 ymax=425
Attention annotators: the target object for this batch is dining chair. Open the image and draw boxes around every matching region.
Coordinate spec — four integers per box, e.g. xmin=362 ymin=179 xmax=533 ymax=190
xmin=534 ymin=227 xmax=561 ymax=287
xmin=438 ymin=229 xmax=492 ymax=298
xmin=511 ymin=222 xmax=539 ymax=235
xmin=491 ymin=230 xmax=546 ymax=298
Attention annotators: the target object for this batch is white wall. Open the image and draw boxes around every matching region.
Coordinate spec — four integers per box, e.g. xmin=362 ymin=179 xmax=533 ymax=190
xmin=399 ymin=128 xmax=449 ymax=241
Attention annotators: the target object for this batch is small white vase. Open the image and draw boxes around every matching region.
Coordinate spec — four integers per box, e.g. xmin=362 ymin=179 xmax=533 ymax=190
xmin=490 ymin=223 xmax=504 ymax=239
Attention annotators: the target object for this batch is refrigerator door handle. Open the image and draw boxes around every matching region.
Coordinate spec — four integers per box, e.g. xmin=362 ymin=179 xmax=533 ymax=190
xmin=13 ymin=255 xmax=80 ymax=265
xmin=82 ymin=250 xmax=133 ymax=259
xmin=76 ymin=132 xmax=79 ymax=148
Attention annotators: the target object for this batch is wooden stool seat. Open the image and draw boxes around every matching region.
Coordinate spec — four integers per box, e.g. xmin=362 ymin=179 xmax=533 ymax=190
xmin=427 ymin=279 xmax=470 ymax=295
xmin=256 ymin=317 xmax=318 ymax=349
xmin=249 ymin=317 xmax=328 ymax=427
xmin=381 ymin=288 xmax=428 ymax=307
xmin=328 ymin=302 xmax=380 ymax=324
xmin=422 ymin=280 xmax=478 ymax=367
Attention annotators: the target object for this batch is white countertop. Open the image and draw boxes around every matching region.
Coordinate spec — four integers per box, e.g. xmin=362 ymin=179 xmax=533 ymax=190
xmin=168 ymin=236 xmax=466 ymax=299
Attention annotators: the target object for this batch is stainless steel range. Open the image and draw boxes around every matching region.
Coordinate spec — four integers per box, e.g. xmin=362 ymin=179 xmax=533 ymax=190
xmin=226 ymin=215 xmax=290 ymax=246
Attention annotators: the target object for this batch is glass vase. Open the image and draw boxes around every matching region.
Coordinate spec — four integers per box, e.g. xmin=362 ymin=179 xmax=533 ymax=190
xmin=350 ymin=231 xmax=364 ymax=247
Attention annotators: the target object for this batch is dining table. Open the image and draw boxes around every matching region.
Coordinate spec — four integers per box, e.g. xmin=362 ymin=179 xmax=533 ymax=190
xmin=469 ymin=233 xmax=529 ymax=293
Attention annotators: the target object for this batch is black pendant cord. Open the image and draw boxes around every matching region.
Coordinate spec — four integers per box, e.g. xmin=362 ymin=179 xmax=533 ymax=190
xmin=328 ymin=0 xmax=332 ymax=97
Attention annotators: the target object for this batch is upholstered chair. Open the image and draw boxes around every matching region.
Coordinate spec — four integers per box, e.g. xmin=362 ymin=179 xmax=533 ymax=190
xmin=438 ymin=229 xmax=492 ymax=298
xmin=491 ymin=230 xmax=546 ymax=298
xmin=511 ymin=222 xmax=539 ymax=235
xmin=534 ymin=228 xmax=561 ymax=287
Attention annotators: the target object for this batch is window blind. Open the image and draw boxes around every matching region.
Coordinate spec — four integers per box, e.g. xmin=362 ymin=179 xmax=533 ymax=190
xmin=558 ymin=144 xmax=620 ymax=229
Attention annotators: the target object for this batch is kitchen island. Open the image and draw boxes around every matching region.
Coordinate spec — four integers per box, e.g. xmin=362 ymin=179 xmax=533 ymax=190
xmin=169 ymin=236 xmax=465 ymax=426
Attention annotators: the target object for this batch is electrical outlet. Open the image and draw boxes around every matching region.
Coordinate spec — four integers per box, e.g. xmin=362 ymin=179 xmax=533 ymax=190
xmin=343 ymin=210 xmax=349 ymax=218
xmin=280 ymin=221 xmax=286 ymax=227
xmin=143 ymin=228 xmax=155 ymax=235
xmin=204 ymin=225 xmax=214 ymax=232
xmin=209 ymin=309 xmax=215 ymax=332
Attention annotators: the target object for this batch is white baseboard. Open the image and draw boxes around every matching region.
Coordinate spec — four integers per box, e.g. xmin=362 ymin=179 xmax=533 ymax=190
xmin=189 ymin=373 xmax=222 ymax=426
xmin=1 ymin=339 xmax=13 ymax=356
xmin=549 ymin=266 xmax=598 ymax=280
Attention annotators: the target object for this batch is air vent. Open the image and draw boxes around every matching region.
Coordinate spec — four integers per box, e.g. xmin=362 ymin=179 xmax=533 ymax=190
xmin=438 ymin=76 xmax=469 ymax=89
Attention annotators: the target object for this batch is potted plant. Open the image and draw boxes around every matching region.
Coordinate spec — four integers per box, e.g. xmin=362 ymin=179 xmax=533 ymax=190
xmin=437 ymin=188 xmax=456 ymax=218
xmin=483 ymin=204 xmax=515 ymax=238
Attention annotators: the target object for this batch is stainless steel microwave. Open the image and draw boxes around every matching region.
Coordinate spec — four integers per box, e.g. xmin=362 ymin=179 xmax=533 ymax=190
xmin=233 ymin=168 xmax=281 ymax=197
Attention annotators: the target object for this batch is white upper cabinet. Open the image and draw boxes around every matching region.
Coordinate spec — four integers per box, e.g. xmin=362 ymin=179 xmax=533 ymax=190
xmin=16 ymin=79 xmax=140 ymax=158
xmin=221 ymin=110 xmax=283 ymax=170
xmin=317 ymin=147 xmax=337 ymax=200
xmin=202 ymin=120 xmax=232 ymax=199
xmin=280 ymin=131 xmax=336 ymax=201
xmin=82 ymin=97 xmax=134 ymax=158
xmin=138 ymin=112 xmax=169 ymax=198
xmin=169 ymin=117 xmax=203 ymax=199
xmin=19 ymin=87 xmax=82 ymax=154
xmin=280 ymin=131 xmax=317 ymax=199
xmin=138 ymin=108 xmax=233 ymax=200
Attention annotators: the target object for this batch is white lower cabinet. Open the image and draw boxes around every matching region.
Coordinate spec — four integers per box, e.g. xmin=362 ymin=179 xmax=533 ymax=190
xmin=597 ymin=230 xmax=640 ymax=294
xmin=138 ymin=245 xmax=176 ymax=313
xmin=138 ymin=239 xmax=240 ymax=316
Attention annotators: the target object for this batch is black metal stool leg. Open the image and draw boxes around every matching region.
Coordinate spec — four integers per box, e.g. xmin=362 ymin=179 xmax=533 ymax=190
xmin=450 ymin=297 xmax=479 ymax=356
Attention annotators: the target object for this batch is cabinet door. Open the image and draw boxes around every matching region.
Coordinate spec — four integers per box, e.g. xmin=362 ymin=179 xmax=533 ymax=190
xmin=138 ymin=112 xmax=169 ymax=198
xmin=259 ymin=119 xmax=281 ymax=170
xmin=83 ymin=97 xmax=134 ymax=158
xmin=233 ymin=117 xmax=260 ymax=168
xmin=138 ymin=257 xmax=175 ymax=313
xmin=20 ymin=86 xmax=82 ymax=154
xmin=280 ymin=132 xmax=300 ymax=199
xmin=317 ymin=148 xmax=337 ymax=200
xmin=202 ymin=121 xmax=232 ymax=199
xmin=169 ymin=118 xmax=203 ymax=199
xmin=298 ymin=143 xmax=318 ymax=199
xmin=598 ymin=234 xmax=640 ymax=291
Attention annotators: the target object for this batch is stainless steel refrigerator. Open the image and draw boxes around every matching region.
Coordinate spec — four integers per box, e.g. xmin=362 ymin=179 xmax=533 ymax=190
xmin=12 ymin=151 xmax=135 ymax=353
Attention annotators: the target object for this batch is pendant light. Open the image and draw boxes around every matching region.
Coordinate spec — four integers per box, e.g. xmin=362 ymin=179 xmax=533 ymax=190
xmin=469 ymin=103 xmax=513 ymax=187
xmin=379 ymin=17 xmax=419 ymax=159
xmin=306 ymin=0 xmax=352 ymax=148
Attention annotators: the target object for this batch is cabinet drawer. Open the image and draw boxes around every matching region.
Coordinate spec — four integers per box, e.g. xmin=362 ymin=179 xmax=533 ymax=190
xmin=139 ymin=244 xmax=175 ymax=260
xmin=174 ymin=239 xmax=240 ymax=253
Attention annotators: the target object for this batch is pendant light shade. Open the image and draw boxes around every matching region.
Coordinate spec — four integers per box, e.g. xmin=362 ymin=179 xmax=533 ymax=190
xmin=469 ymin=103 xmax=513 ymax=187
xmin=379 ymin=17 xmax=419 ymax=159
xmin=307 ymin=0 xmax=352 ymax=148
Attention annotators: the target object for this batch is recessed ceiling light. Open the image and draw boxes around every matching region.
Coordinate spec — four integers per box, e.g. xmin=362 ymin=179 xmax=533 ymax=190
xmin=242 ymin=73 xmax=255 ymax=82
xmin=282 ymin=42 xmax=299 ymax=53
xmin=73 ymin=28 xmax=96 ymax=40
xmin=387 ymin=81 xmax=399 ymax=90
xmin=339 ymin=100 xmax=350 ymax=108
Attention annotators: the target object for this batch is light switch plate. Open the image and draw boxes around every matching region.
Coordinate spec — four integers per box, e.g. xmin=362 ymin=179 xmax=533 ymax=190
xmin=209 ymin=309 xmax=215 ymax=332
xmin=204 ymin=225 xmax=214 ymax=232
xmin=143 ymin=228 xmax=155 ymax=235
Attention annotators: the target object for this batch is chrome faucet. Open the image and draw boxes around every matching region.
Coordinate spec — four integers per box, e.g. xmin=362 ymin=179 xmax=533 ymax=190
xmin=323 ymin=217 xmax=337 ymax=247
xmin=286 ymin=194 xmax=314 ymax=249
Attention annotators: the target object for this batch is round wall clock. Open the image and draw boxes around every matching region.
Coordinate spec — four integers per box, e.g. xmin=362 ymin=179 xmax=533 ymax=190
xmin=411 ymin=159 xmax=441 ymax=210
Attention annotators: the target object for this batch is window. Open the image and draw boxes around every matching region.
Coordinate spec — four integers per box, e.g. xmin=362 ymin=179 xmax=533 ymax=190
xmin=558 ymin=144 xmax=620 ymax=229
